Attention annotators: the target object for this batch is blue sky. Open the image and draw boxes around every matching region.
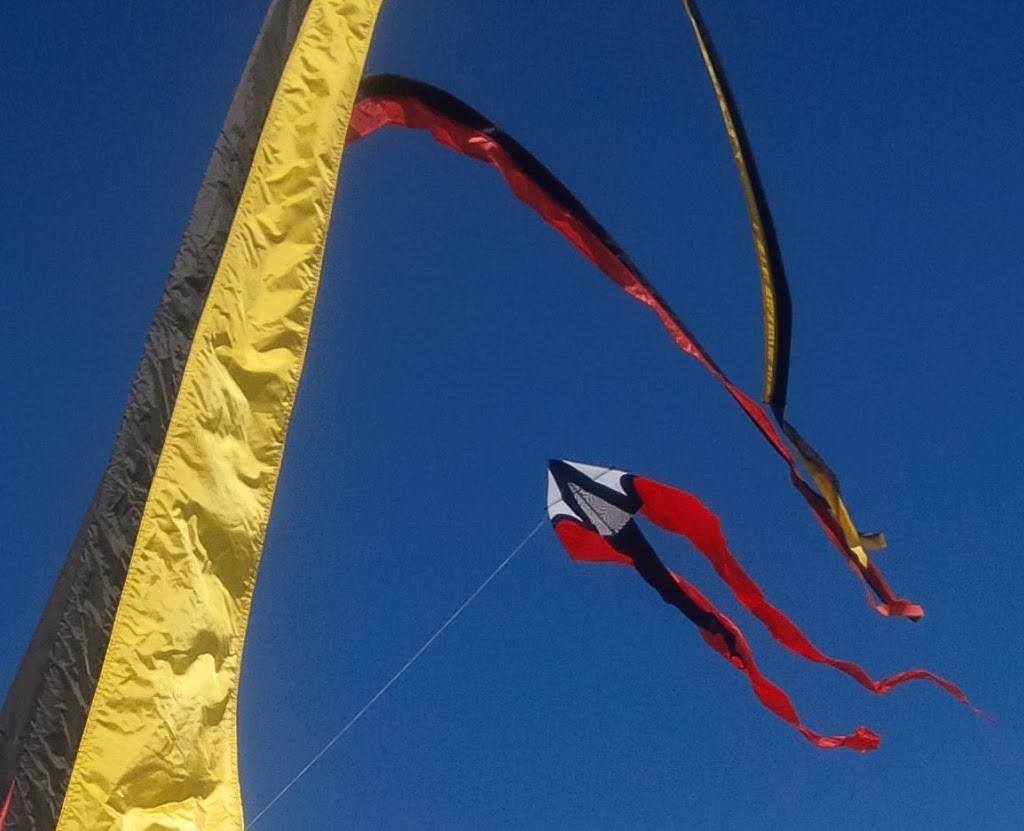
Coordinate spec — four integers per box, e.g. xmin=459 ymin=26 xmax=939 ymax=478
xmin=2 ymin=2 xmax=1022 ymax=828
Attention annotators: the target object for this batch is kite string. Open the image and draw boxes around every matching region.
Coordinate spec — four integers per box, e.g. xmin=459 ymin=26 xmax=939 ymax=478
xmin=245 ymin=517 xmax=548 ymax=829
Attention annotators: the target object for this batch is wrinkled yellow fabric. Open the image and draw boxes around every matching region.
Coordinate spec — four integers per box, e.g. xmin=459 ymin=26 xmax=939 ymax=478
xmin=54 ymin=2 xmax=382 ymax=829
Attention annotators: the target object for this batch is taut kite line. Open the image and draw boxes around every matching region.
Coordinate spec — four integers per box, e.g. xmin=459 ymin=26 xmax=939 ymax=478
xmin=0 ymin=2 xmax=959 ymax=829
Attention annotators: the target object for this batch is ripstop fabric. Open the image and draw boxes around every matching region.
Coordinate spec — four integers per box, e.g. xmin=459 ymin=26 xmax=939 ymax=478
xmin=0 ymin=1 xmax=313 ymax=828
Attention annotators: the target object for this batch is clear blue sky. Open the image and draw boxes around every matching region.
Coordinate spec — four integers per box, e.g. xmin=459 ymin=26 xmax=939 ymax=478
xmin=2 ymin=2 xmax=1022 ymax=829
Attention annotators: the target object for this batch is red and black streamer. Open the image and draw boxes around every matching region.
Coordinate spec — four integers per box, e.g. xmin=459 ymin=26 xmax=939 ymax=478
xmin=349 ymin=75 xmax=921 ymax=618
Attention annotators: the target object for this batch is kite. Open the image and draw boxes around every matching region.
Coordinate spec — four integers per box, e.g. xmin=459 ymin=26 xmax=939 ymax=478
xmin=547 ymin=460 xmax=972 ymax=750
xmin=0 ymin=0 xmax=971 ymax=828
xmin=347 ymin=74 xmax=922 ymax=620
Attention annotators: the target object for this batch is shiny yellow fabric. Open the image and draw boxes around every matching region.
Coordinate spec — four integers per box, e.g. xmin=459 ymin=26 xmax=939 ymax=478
xmin=681 ymin=0 xmax=884 ymax=561
xmin=785 ymin=426 xmax=887 ymax=563
xmin=681 ymin=0 xmax=781 ymax=404
xmin=54 ymin=2 xmax=381 ymax=829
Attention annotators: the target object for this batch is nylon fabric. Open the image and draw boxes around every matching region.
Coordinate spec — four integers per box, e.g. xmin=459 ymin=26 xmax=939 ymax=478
xmin=632 ymin=476 xmax=968 ymax=704
xmin=0 ymin=3 xmax=312 ymax=829
xmin=681 ymin=0 xmax=889 ymax=568
xmin=349 ymin=79 xmax=921 ymax=618
xmin=679 ymin=0 xmax=791 ymax=407
xmin=53 ymin=2 xmax=381 ymax=829
xmin=553 ymin=519 xmax=879 ymax=751
xmin=549 ymin=461 xmax=973 ymax=749
xmin=666 ymin=567 xmax=880 ymax=752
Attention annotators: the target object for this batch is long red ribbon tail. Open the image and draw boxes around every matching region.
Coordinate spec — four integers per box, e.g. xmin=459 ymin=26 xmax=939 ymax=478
xmin=553 ymin=520 xmax=878 ymax=751
xmin=631 ymin=475 xmax=973 ymax=706
xmin=673 ymin=568 xmax=879 ymax=751
xmin=348 ymin=76 xmax=920 ymax=619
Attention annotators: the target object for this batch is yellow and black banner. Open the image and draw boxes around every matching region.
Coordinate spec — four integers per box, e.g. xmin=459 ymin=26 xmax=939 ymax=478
xmin=0 ymin=2 xmax=381 ymax=828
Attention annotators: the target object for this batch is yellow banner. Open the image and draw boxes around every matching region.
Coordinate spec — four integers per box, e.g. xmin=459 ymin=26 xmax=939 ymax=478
xmin=54 ymin=2 xmax=382 ymax=828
